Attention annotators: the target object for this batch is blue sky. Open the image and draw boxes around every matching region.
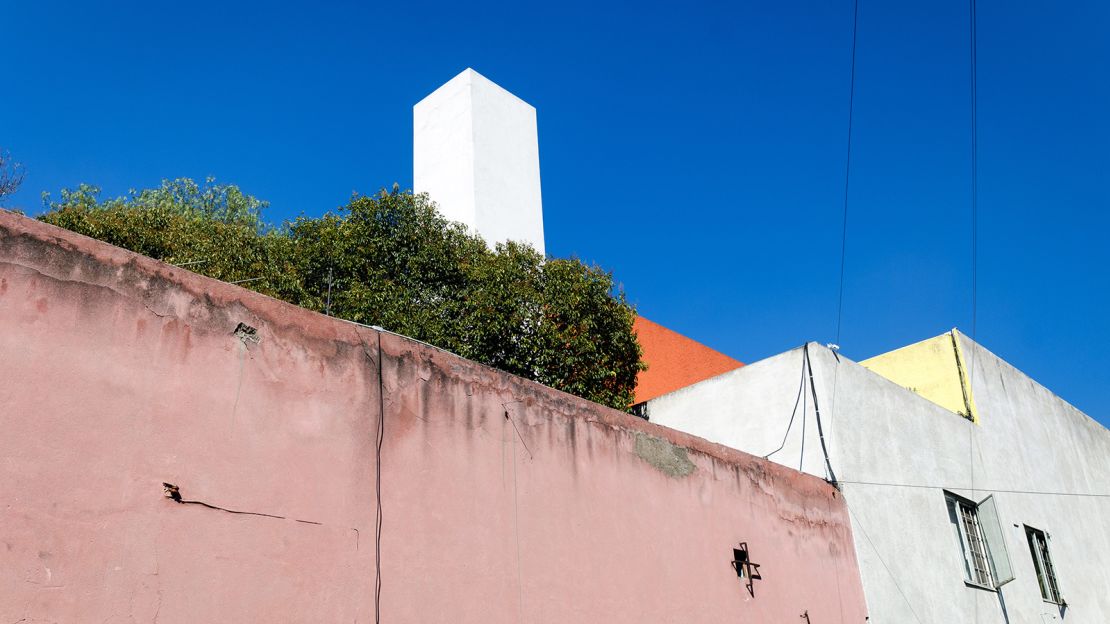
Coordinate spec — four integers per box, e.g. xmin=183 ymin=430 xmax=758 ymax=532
xmin=3 ymin=1 xmax=1108 ymax=424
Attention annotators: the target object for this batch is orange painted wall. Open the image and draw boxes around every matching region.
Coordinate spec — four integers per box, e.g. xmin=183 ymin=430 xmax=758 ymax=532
xmin=633 ymin=316 xmax=743 ymax=404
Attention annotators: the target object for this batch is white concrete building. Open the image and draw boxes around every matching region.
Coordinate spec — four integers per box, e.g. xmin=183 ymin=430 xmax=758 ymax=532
xmin=413 ymin=68 xmax=545 ymax=255
xmin=642 ymin=331 xmax=1110 ymax=623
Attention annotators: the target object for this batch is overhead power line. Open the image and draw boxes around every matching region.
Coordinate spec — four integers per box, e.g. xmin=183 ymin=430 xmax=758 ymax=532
xmin=844 ymin=498 xmax=927 ymax=624
xmin=835 ymin=0 xmax=861 ymax=347
xmin=969 ymin=0 xmax=980 ymax=348
xmin=839 ymin=480 xmax=1110 ymax=499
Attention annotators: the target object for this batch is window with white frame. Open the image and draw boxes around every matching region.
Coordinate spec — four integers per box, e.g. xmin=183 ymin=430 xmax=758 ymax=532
xmin=944 ymin=492 xmax=1014 ymax=589
xmin=1025 ymin=526 xmax=1062 ymax=604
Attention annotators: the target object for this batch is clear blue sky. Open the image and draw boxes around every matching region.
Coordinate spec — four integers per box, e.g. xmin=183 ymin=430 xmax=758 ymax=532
xmin=3 ymin=1 xmax=1108 ymax=424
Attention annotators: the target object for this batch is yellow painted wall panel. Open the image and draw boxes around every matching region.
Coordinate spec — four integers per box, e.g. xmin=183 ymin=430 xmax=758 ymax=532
xmin=860 ymin=330 xmax=978 ymax=422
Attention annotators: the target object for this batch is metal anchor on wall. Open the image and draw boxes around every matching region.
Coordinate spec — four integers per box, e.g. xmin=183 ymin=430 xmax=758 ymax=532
xmin=730 ymin=542 xmax=763 ymax=597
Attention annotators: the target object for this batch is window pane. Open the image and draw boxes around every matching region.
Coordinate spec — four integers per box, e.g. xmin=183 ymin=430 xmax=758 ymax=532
xmin=1026 ymin=526 xmax=1062 ymax=603
xmin=960 ymin=503 xmax=993 ymax=586
xmin=947 ymin=498 xmax=973 ymax=581
xmin=1026 ymin=528 xmax=1050 ymax=600
xmin=1037 ymin=532 xmax=1061 ymax=603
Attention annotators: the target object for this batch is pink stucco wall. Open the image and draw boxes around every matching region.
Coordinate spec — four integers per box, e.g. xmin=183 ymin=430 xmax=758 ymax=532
xmin=0 ymin=210 xmax=868 ymax=623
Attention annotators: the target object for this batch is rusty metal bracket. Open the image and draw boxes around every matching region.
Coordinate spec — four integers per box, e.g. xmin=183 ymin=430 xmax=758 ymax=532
xmin=730 ymin=542 xmax=763 ymax=597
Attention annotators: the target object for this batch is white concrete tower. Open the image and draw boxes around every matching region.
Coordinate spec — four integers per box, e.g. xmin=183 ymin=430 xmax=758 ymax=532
xmin=413 ymin=68 xmax=545 ymax=255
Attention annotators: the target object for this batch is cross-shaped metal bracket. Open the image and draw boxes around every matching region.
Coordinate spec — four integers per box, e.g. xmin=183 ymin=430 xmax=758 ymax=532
xmin=730 ymin=542 xmax=762 ymax=597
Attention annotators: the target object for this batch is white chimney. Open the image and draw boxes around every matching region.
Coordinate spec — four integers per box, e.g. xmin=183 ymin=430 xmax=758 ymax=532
xmin=413 ymin=68 xmax=545 ymax=255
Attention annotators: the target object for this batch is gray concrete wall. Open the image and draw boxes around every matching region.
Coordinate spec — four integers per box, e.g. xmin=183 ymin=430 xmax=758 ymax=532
xmin=646 ymin=339 xmax=1110 ymax=624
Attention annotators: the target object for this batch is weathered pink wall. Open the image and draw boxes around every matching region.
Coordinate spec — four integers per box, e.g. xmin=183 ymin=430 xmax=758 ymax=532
xmin=1 ymin=210 xmax=868 ymax=623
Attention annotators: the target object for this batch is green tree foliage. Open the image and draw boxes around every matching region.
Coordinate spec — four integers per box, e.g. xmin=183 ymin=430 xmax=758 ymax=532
xmin=39 ymin=179 xmax=644 ymax=409
xmin=40 ymin=179 xmax=307 ymax=303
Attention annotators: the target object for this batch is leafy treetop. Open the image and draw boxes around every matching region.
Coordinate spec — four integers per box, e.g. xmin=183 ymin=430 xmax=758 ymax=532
xmin=39 ymin=178 xmax=644 ymax=410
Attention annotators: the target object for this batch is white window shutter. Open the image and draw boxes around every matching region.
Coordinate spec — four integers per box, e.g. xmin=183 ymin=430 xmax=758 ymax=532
xmin=977 ymin=495 xmax=1015 ymax=587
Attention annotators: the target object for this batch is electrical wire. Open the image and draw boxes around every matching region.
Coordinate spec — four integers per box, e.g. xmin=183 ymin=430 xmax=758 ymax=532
xmin=844 ymin=497 xmax=927 ymax=624
xmin=763 ymin=348 xmax=808 ymax=460
xmin=834 ymin=0 xmax=861 ymax=347
xmin=375 ymin=331 xmax=385 ymax=624
xmin=828 ymin=0 xmax=861 ymax=462
xmin=799 ymin=364 xmax=808 ymax=473
xmin=805 ymin=344 xmax=838 ymax=484
xmin=765 ymin=346 xmax=838 ymax=483
xmin=838 ymin=480 xmax=1110 ymax=499
xmin=966 ymin=10 xmax=980 ymax=624
xmin=969 ymin=0 xmax=979 ymax=350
